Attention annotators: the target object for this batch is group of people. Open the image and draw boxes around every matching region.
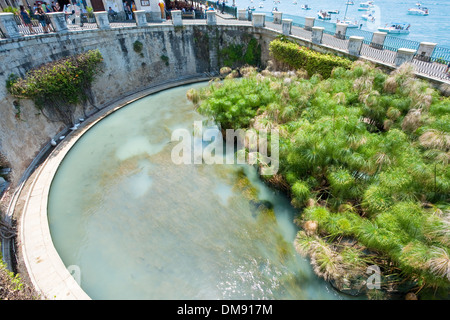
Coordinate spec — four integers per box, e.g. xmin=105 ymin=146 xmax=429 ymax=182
xmin=19 ymin=2 xmax=60 ymax=34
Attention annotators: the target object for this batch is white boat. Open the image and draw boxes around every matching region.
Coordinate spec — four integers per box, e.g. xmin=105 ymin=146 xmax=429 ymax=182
xmin=341 ymin=19 xmax=359 ymax=27
xmin=407 ymin=7 xmax=429 ymax=15
xmin=378 ymin=22 xmax=411 ymax=34
xmin=259 ymin=4 xmax=264 ymax=8
xmin=339 ymin=2 xmax=358 ymax=27
xmin=359 ymin=1 xmax=374 ymax=8
xmin=361 ymin=13 xmax=375 ymax=21
xmin=327 ymin=9 xmax=340 ymax=14
xmin=317 ymin=10 xmax=332 ymax=20
xmin=301 ymin=4 xmax=311 ymax=10
xmin=346 ymin=1 xmax=354 ymax=5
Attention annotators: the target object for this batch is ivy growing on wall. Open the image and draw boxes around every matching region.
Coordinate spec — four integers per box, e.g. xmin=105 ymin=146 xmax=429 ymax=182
xmin=219 ymin=37 xmax=262 ymax=69
xmin=6 ymin=50 xmax=104 ymax=125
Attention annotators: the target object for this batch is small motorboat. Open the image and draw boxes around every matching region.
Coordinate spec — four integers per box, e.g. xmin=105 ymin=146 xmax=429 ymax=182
xmin=346 ymin=1 xmax=354 ymax=5
xmin=359 ymin=1 xmax=374 ymax=8
xmin=361 ymin=12 xmax=375 ymax=21
xmin=317 ymin=10 xmax=331 ymax=20
xmin=327 ymin=9 xmax=340 ymax=14
xmin=407 ymin=7 xmax=429 ymax=15
xmin=301 ymin=4 xmax=311 ymax=10
xmin=339 ymin=18 xmax=359 ymax=28
xmin=272 ymin=6 xmax=278 ymax=12
xmin=378 ymin=22 xmax=411 ymax=34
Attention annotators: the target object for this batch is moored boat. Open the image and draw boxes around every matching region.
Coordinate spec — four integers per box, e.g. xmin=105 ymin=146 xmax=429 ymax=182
xmin=359 ymin=1 xmax=374 ymax=8
xmin=301 ymin=4 xmax=311 ymax=10
xmin=378 ymin=22 xmax=411 ymax=34
xmin=361 ymin=13 xmax=375 ymax=21
xmin=340 ymin=19 xmax=359 ymax=28
xmin=407 ymin=7 xmax=429 ymax=15
xmin=339 ymin=1 xmax=359 ymax=27
xmin=317 ymin=10 xmax=331 ymax=20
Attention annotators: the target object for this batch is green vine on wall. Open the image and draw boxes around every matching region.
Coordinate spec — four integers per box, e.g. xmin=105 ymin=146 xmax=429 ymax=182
xmin=6 ymin=50 xmax=103 ymax=124
xmin=219 ymin=37 xmax=262 ymax=69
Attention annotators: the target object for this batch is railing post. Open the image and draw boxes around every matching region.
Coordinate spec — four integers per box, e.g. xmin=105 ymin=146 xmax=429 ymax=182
xmin=335 ymin=23 xmax=347 ymax=40
xmin=134 ymin=10 xmax=148 ymax=27
xmin=304 ymin=16 xmax=315 ymax=31
xmin=94 ymin=11 xmax=111 ymax=30
xmin=171 ymin=10 xmax=182 ymax=26
xmin=273 ymin=11 xmax=282 ymax=24
xmin=416 ymin=42 xmax=437 ymax=62
xmin=282 ymin=19 xmax=292 ymax=35
xmin=370 ymin=31 xmax=387 ymax=49
xmin=46 ymin=12 xmax=68 ymax=33
xmin=206 ymin=10 xmax=217 ymax=25
xmin=394 ymin=48 xmax=417 ymax=67
xmin=252 ymin=13 xmax=265 ymax=28
xmin=348 ymin=36 xmax=364 ymax=56
xmin=237 ymin=9 xmax=247 ymax=21
xmin=0 ymin=13 xmax=21 ymax=38
xmin=311 ymin=26 xmax=324 ymax=44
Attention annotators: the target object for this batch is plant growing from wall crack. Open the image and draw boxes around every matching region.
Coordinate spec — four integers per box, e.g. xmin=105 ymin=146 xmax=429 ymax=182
xmin=161 ymin=55 xmax=169 ymax=66
xmin=133 ymin=40 xmax=144 ymax=57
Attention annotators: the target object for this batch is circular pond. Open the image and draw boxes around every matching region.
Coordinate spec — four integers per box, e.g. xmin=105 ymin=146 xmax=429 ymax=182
xmin=47 ymin=82 xmax=344 ymax=299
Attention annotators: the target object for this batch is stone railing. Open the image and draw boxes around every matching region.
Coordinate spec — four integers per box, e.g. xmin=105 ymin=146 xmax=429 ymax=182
xmin=1 ymin=10 xmax=449 ymax=82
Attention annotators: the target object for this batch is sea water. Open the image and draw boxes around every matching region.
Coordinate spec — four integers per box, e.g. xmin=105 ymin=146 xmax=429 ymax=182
xmin=243 ymin=0 xmax=450 ymax=47
xmin=48 ymin=83 xmax=351 ymax=300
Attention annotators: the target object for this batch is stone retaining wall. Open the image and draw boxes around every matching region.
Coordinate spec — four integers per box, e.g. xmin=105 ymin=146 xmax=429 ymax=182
xmin=0 ymin=24 xmax=264 ymax=186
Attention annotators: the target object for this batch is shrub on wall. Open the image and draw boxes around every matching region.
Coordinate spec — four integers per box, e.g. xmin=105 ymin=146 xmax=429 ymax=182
xmin=269 ymin=38 xmax=352 ymax=78
xmin=6 ymin=50 xmax=103 ymax=124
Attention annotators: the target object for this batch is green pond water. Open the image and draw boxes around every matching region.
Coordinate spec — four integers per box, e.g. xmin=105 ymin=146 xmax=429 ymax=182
xmin=48 ymin=82 xmax=346 ymax=300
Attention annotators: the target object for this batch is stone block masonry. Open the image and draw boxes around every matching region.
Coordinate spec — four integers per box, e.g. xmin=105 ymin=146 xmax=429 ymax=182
xmin=0 ymin=25 xmax=265 ymax=186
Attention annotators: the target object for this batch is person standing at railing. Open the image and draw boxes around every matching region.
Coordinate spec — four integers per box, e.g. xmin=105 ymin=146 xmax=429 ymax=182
xmin=51 ymin=1 xmax=58 ymax=12
xmin=35 ymin=6 xmax=49 ymax=33
xmin=221 ymin=1 xmax=225 ymax=14
xmin=20 ymin=5 xmax=35 ymax=34
xmin=41 ymin=2 xmax=49 ymax=13
xmin=159 ymin=0 xmax=166 ymax=20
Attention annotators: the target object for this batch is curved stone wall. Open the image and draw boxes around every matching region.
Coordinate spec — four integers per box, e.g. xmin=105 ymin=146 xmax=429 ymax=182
xmin=0 ymin=24 xmax=266 ymax=186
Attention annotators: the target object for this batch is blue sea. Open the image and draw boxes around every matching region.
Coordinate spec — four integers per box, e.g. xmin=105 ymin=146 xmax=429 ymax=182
xmin=234 ymin=0 xmax=450 ymax=48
